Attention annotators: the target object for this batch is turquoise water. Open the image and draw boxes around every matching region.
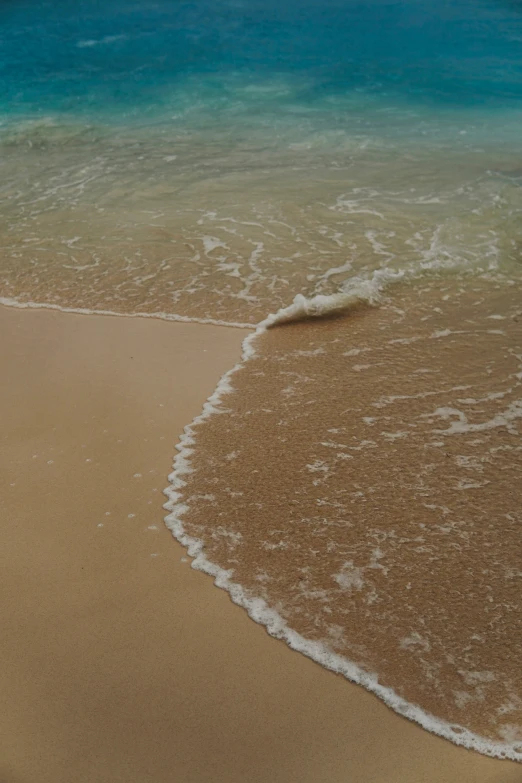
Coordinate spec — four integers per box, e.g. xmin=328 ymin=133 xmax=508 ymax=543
xmin=3 ymin=0 xmax=522 ymax=116
xmin=1 ymin=0 xmax=521 ymax=320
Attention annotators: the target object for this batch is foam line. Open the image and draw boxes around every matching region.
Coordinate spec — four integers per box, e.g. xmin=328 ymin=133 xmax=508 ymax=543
xmin=163 ymin=270 xmax=522 ymax=763
xmin=0 ymin=297 xmax=251 ymax=330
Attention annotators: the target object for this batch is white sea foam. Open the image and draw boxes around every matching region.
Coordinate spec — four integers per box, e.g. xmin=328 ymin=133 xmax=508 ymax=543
xmin=261 ymin=269 xmax=403 ymax=328
xmin=163 ymin=276 xmax=522 ymax=763
xmin=427 ymin=400 xmax=522 ymax=436
xmin=77 ymin=34 xmax=127 ymax=48
xmin=0 ymin=297 xmax=251 ymax=330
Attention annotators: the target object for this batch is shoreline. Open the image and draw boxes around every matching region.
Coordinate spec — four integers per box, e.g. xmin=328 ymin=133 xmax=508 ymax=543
xmin=1 ymin=304 xmax=520 ymax=782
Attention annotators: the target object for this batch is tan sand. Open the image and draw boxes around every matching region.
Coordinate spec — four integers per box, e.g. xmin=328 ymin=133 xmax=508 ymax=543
xmin=0 ymin=304 xmax=520 ymax=783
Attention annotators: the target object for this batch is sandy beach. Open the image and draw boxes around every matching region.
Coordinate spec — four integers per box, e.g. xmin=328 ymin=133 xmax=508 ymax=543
xmin=1 ymin=303 xmax=520 ymax=783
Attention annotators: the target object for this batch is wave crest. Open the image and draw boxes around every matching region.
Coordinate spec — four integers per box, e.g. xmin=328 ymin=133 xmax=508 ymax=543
xmin=263 ymin=269 xmax=404 ymax=328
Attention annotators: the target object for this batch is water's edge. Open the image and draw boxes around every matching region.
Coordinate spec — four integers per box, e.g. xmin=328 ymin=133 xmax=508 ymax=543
xmin=162 ymin=292 xmax=522 ymax=764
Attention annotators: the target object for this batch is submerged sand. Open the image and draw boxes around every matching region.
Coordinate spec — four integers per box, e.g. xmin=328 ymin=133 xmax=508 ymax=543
xmin=170 ymin=279 xmax=522 ymax=755
xmin=1 ymin=304 xmax=521 ymax=782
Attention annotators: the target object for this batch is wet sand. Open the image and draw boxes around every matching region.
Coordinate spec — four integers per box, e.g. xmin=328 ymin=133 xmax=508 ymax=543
xmin=170 ymin=281 xmax=522 ymax=752
xmin=1 ymin=304 xmax=520 ymax=783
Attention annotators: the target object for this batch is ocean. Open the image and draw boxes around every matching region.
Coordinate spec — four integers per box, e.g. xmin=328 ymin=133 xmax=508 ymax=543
xmin=1 ymin=0 xmax=521 ymax=760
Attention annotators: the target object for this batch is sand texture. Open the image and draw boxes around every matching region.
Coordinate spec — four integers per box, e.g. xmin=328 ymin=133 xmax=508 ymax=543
xmin=1 ymin=305 xmax=521 ymax=783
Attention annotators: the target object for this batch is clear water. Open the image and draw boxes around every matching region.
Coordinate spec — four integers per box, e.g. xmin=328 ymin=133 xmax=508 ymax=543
xmin=1 ymin=0 xmax=522 ymax=320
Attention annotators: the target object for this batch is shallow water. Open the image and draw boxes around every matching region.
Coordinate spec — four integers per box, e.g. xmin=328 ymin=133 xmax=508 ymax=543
xmin=2 ymin=0 xmax=522 ymax=320
xmin=1 ymin=0 xmax=521 ymax=760
xmin=166 ymin=281 xmax=522 ymax=756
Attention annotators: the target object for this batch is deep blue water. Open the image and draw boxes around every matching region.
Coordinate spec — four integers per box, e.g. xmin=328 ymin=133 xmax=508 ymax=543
xmin=1 ymin=0 xmax=522 ymax=121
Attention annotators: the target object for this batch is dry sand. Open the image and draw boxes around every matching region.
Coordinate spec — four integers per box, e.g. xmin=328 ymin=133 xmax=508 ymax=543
xmin=0 ymin=304 xmax=520 ymax=783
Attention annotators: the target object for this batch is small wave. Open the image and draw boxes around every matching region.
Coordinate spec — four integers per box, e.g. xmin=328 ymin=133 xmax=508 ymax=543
xmin=262 ymin=269 xmax=404 ymax=328
xmin=76 ymin=34 xmax=127 ymax=48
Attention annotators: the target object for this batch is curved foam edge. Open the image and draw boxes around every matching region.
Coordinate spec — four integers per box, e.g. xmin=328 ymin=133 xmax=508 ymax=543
xmin=163 ymin=282 xmax=522 ymax=764
xmin=0 ymin=296 xmax=251 ymax=330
